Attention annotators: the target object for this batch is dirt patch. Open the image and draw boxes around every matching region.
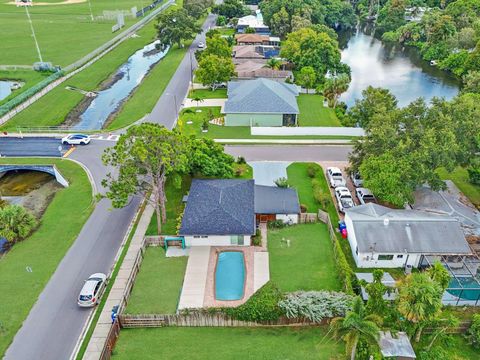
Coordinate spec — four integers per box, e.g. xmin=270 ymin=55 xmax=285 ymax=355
xmin=21 ymin=180 xmax=61 ymax=219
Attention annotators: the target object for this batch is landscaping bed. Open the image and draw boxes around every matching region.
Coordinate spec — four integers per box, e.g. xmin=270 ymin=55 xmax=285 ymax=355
xmin=112 ymin=326 xmax=343 ymax=359
xmin=0 ymin=158 xmax=93 ymax=356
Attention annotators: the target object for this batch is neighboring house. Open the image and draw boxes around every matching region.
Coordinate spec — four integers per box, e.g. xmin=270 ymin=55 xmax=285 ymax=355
xmin=237 ymin=10 xmax=270 ymax=34
xmin=235 ymin=61 xmax=293 ymax=82
xmin=179 ymin=179 xmax=300 ymax=247
xmin=224 ymin=78 xmax=300 ymax=127
xmin=235 ymin=34 xmax=280 ymax=46
xmin=344 ymin=203 xmax=472 ymax=269
xmin=233 ymin=45 xmax=280 ymax=61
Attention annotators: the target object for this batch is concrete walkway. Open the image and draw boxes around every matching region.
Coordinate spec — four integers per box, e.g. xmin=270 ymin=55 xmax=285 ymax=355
xmin=183 ymin=98 xmax=226 ymax=110
xmin=177 ymin=246 xmax=211 ymax=310
xmin=82 ymin=203 xmax=154 ymax=360
xmin=253 ymin=252 xmax=270 ymax=292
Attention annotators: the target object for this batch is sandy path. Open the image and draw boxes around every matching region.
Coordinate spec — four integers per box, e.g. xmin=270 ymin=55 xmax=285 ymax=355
xmin=8 ymin=0 xmax=86 ymax=6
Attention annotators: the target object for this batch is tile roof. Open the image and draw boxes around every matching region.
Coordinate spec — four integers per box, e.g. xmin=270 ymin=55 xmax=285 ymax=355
xmin=235 ymin=34 xmax=269 ymax=43
xmin=224 ymin=78 xmax=299 ymax=114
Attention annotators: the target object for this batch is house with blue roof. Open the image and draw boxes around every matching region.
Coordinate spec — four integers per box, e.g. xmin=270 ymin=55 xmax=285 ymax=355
xmin=223 ymin=78 xmax=300 ymax=127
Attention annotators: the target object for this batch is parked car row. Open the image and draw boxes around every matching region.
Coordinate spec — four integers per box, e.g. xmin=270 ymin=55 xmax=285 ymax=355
xmin=326 ymin=167 xmax=377 ymax=213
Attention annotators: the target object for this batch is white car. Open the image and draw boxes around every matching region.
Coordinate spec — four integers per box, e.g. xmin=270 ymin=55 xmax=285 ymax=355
xmin=197 ymin=41 xmax=205 ymax=48
xmin=334 ymin=186 xmax=355 ymax=213
xmin=62 ymin=134 xmax=90 ymax=145
xmin=355 ymin=188 xmax=377 ymax=205
xmin=351 ymin=172 xmax=363 ymax=187
xmin=327 ymin=167 xmax=346 ymax=188
xmin=78 ymin=273 xmax=107 ymax=307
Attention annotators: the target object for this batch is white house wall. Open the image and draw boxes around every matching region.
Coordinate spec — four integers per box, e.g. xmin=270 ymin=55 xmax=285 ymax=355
xmin=356 ymin=252 xmax=420 ymax=268
xmin=276 ymin=214 xmax=299 ymax=224
xmin=184 ymin=235 xmax=251 ymax=247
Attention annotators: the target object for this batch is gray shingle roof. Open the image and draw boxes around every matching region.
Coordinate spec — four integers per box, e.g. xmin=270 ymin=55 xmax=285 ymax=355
xmin=224 ymin=78 xmax=299 ymax=114
xmin=254 ymin=185 xmax=300 ymax=214
xmin=346 ymin=204 xmax=471 ymax=254
xmin=179 ymin=179 xmax=255 ymax=236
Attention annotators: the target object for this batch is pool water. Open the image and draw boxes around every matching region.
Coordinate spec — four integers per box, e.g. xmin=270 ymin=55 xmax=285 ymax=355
xmin=215 ymin=251 xmax=245 ymax=301
xmin=447 ymin=277 xmax=480 ymax=301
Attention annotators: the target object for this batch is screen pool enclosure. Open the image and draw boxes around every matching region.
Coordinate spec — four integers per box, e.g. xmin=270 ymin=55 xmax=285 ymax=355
xmin=420 ymin=255 xmax=480 ymax=306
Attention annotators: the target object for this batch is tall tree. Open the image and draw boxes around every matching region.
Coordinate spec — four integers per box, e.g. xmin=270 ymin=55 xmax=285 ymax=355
xmin=195 ymin=54 xmax=235 ymax=90
xmin=323 ymin=73 xmax=350 ymax=108
xmin=102 ymin=123 xmax=189 ymax=235
xmin=296 ymin=66 xmax=317 ymax=93
xmin=331 ymin=297 xmax=382 ymax=360
xmin=270 ymin=7 xmax=290 ymax=38
xmin=203 ymin=34 xmax=232 ymax=58
xmin=427 ymin=262 xmax=451 ymax=292
xmin=364 ymin=269 xmax=390 ymax=317
xmin=188 ymin=138 xmax=235 ymax=178
xmin=155 ymin=8 xmax=201 ymax=50
xmin=212 ymin=0 xmax=247 ymax=19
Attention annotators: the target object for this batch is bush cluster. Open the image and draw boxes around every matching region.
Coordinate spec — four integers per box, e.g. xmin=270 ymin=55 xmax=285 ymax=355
xmin=252 ymin=228 xmax=262 ymax=246
xmin=267 ymin=220 xmax=288 ymax=229
xmin=466 ymin=313 xmax=480 ymax=349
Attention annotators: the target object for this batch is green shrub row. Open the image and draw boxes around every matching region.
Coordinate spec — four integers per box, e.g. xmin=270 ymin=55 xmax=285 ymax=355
xmin=332 ymin=236 xmax=354 ymax=294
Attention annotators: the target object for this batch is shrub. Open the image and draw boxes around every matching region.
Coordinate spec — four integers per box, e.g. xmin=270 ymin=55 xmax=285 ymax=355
xmin=202 ymin=118 xmax=209 ymax=131
xmin=466 ymin=313 xmax=480 ymax=349
xmin=467 ymin=164 xmax=480 ymax=185
xmin=300 ymin=204 xmax=307 ymax=213
xmin=278 ymin=291 xmax=354 ymax=323
xmin=274 ymin=177 xmax=289 ymax=188
xmin=236 ymin=156 xmax=246 ymax=164
xmin=224 ymin=282 xmax=284 ymax=321
xmin=0 ymin=204 xmax=38 ymax=243
xmin=307 ymin=163 xmax=320 ymax=178
xmin=267 ymin=220 xmax=287 ymax=229
xmin=252 ymin=228 xmax=262 ymax=246
xmin=234 ymin=163 xmax=247 ymax=177
xmin=216 ymin=15 xmax=226 ymax=26
xmin=312 ymin=178 xmax=330 ymax=208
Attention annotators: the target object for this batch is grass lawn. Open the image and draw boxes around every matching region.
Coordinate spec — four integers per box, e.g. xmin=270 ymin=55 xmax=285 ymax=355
xmin=216 ymin=27 xmax=235 ymax=36
xmin=438 ymin=167 xmax=480 ymax=207
xmin=268 ymin=223 xmax=341 ymax=292
xmin=0 ymin=69 xmax=50 ymax=106
xmin=0 ymin=0 xmax=156 ymax=66
xmin=414 ymin=335 xmax=478 ymax=360
xmin=297 ymin=94 xmax=341 ymax=127
xmin=0 ymin=158 xmax=93 ymax=357
xmin=125 ymin=247 xmax=187 ymax=314
xmin=112 ymin=327 xmax=343 ymax=359
xmin=188 ymin=88 xmax=228 ymax=99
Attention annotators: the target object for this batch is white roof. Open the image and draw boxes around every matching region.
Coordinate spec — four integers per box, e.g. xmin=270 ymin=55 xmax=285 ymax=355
xmin=237 ymin=14 xmax=268 ymax=29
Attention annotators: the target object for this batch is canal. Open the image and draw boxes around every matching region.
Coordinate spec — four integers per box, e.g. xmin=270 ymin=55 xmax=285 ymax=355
xmin=339 ymin=28 xmax=460 ymax=107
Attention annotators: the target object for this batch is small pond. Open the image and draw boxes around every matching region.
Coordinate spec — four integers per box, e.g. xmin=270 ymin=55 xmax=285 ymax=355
xmin=0 ymin=80 xmax=14 ymax=101
xmin=73 ymin=41 xmax=169 ymax=130
xmin=338 ymin=29 xmax=460 ymax=107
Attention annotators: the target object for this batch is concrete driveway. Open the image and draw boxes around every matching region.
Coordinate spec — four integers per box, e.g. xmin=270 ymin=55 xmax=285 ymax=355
xmin=249 ymin=161 xmax=291 ymax=186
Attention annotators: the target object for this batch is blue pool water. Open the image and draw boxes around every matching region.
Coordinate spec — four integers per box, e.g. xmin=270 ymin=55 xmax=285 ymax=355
xmin=215 ymin=251 xmax=245 ymax=301
xmin=446 ymin=277 xmax=480 ymax=301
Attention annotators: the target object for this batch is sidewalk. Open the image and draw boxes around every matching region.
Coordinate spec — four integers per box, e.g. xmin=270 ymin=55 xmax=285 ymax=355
xmin=82 ymin=203 xmax=154 ymax=360
xmin=214 ymin=139 xmax=354 ymax=144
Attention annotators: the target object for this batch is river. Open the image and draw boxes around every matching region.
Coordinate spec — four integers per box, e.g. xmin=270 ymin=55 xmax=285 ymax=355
xmin=339 ymin=29 xmax=460 ymax=107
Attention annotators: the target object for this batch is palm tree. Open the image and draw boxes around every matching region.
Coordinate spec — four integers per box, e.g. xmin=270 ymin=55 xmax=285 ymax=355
xmin=266 ymin=58 xmax=282 ymax=70
xmin=330 ymin=297 xmax=382 ymax=360
xmin=192 ymin=96 xmax=204 ymax=112
xmin=323 ymin=73 xmax=350 ymax=108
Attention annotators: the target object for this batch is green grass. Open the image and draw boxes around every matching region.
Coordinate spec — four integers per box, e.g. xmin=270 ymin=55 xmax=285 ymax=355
xmin=216 ymin=27 xmax=235 ymax=36
xmin=188 ymin=88 xmax=228 ymax=99
xmin=0 ymin=0 xmax=156 ymax=66
xmin=0 ymin=158 xmax=93 ymax=357
xmin=414 ymin=335 xmax=478 ymax=360
xmin=297 ymin=94 xmax=341 ymax=127
xmin=268 ymin=223 xmax=341 ymax=292
xmin=125 ymin=247 xmax=187 ymax=314
xmin=438 ymin=167 xmax=480 ymax=207
xmin=112 ymin=327 xmax=343 ymax=359
xmin=0 ymin=69 xmax=50 ymax=105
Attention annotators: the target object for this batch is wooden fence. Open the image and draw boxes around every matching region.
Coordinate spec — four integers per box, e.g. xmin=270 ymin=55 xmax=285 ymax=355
xmin=424 ymin=320 xmax=472 ymax=334
xmin=299 ymin=212 xmax=318 ymax=223
xmin=100 ymin=320 xmax=121 ymax=360
xmin=119 ymin=313 xmax=322 ymax=328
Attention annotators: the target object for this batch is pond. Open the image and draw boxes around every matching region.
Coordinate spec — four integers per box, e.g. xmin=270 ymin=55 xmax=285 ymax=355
xmin=338 ymin=28 xmax=460 ymax=107
xmin=0 ymin=80 xmax=14 ymax=101
xmin=73 ymin=41 xmax=169 ymax=130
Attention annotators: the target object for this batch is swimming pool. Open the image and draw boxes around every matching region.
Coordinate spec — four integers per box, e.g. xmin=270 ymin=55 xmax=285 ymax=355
xmin=215 ymin=251 xmax=245 ymax=301
xmin=446 ymin=277 xmax=480 ymax=301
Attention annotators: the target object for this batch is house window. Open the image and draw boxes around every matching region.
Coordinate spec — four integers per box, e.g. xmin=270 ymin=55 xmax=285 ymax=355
xmin=397 ymin=255 xmax=404 ymax=258
xmin=193 ymin=236 xmax=208 ymax=239
xmin=378 ymin=255 xmax=394 ymax=260
xmin=230 ymin=235 xmax=244 ymax=245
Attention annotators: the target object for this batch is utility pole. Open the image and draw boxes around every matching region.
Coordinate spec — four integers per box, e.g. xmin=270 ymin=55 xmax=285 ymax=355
xmin=23 ymin=2 xmax=43 ymax=63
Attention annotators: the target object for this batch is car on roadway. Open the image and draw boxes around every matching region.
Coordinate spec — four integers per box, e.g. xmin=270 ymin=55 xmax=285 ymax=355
xmin=78 ymin=273 xmax=107 ymax=307
xmin=355 ymin=188 xmax=377 ymax=205
xmin=197 ymin=41 xmax=205 ymax=48
xmin=334 ymin=186 xmax=355 ymax=213
xmin=327 ymin=167 xmax=346 ymax=188
xmin=62 ymin=134 xmax=90 ymax=145
xmin=350 ymin=172 xmax=363 ymax=187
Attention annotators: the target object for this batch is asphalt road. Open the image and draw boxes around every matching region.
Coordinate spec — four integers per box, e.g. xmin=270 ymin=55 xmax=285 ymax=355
xmin=4 ymin=140 xmax=142 ymax=360
xmin=0 ymin=137 xmax=67 ymax=157
xmin=225 ymin=145 xmax=353 ymax=162
xmin=147 ymin=13 xmax=218 ymax=129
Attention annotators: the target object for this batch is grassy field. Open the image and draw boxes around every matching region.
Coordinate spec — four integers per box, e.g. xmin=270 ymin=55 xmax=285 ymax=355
xmin=0 ymin=69 xmax=50 ymax=105
xmin=0 ymin=0 xmax=152 ymax=66
xmin=125 ymin=247 xmax=187 ymax=314
xmin=112 ymin=327 xmax=343 ymax=359
xmin=268 ymin=223 xmax=341 ymax=292
xmin=415 ymin=335 xmax=478 ymax=360
xmin=188 ymin=88 xmax=227 ymax=99
xmin=0 ymin=158 xmax=93 ymax=357
xmin=438 ymin=167 xmax=480 ymax=207
xmin=297 ymin=94 xmax=341 ymax=127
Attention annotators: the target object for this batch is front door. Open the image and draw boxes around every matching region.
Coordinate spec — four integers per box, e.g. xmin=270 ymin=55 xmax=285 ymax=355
xmin=230 ymin=235 xmax=244 ymax=245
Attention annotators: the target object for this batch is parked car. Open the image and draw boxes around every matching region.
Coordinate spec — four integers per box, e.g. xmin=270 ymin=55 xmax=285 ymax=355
xmin=62 ymin=134 xmax=90 ymax=145
xmin=327 ymin=167 xmax=346 ymax=188
xmin=334 ymin=186 xmax=355 ymax=213
xmin=77 ymin=273 xmax=107 ymax=307
xmin=197 ymin=41 xmax=205 ymax=48
xmin=355 ymin=188 xmax=377 ymax=205
xmin=351 ymin=172 xmax=363 ymax=187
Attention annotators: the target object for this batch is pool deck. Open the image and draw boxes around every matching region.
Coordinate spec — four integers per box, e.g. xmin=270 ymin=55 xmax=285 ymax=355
xmin=177 ymin=246 xmax=210 ymax=310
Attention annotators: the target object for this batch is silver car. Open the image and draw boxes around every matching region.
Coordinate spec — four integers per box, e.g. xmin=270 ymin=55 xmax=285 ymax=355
xmin=350 ymin=172 xmax=363 ymax=187
xmin=356 ymin=188 xmax=377 ymax=205
xmin=78 ymin=273 xmax=107 ymax=307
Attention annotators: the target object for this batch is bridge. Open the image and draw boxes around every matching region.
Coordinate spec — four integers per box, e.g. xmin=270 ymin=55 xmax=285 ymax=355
xmin=0 ymin=164 xmax=69 ymax=187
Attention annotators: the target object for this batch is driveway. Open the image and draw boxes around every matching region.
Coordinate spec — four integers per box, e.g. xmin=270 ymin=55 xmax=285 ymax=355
xmin=249 ymin=161 xmax=291 ymax=186
xmin=183 ymin=98 xmax=226 ymax=109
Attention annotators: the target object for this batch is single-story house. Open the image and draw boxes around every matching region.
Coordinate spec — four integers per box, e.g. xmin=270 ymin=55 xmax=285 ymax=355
xmin=379 ymin=331 xmax=416 ymax=359
xmin=235 ymin=61 xmax=293 ymax=82
xmin=233 ymin=45 xmax=280 ymax=60
xmin=235 ymin=34 xmax=280 ymax=46
xmin=179 ymin=179 xmax=300 ymax=247
xmin=223 ymin=78 xmax=299 ymax=127
xmin=344 ymin=203 xmax=472 ymax=269
xmin=237 ymin=10 xmax=270 ymax=34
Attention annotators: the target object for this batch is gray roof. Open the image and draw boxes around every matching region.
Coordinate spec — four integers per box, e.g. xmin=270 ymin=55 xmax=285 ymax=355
xmin=379 ymin=332 xmax=416 ymax=358
xmin=345 ymin=204 xmax=472 ymax=255
xmin=224 ymin=78 xmax=299 ymax=114
xmin=179 ymin=179 xmax=255 ymax=236
xmin=254 ymin=185 xmax=300 ymax=214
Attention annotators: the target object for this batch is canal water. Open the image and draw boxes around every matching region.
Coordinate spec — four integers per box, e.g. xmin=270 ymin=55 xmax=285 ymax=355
xmin=73 ymin=40 xmax=169 ymax=130
xmin=0 ymin=80 xmax=14 ymax=101
xmin=339 ymin=29 xmax=460 ymax=107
